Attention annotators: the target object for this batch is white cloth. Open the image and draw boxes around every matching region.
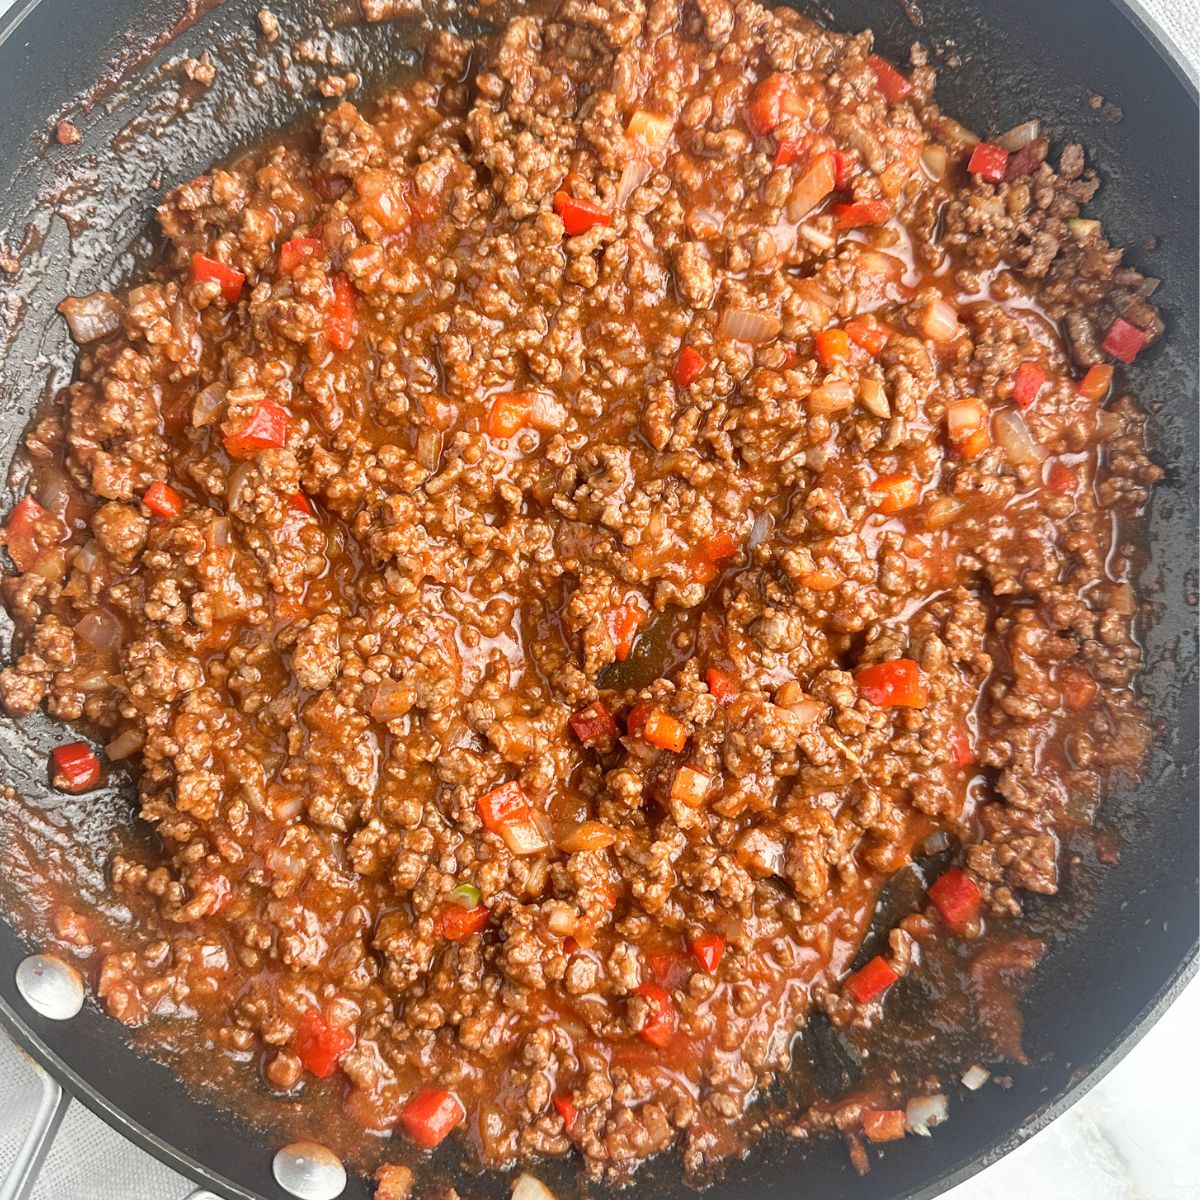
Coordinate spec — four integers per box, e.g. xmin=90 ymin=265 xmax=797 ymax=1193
xmin=1 ymin=1 xmax=1197 ymax=1197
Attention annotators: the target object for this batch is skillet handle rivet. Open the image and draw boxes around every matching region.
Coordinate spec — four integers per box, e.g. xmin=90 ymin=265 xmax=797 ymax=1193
xmin=14 ymin=954 xmax=86 ymax=1020
xmin=272 ymin=1141 xmax=347 ymax=1200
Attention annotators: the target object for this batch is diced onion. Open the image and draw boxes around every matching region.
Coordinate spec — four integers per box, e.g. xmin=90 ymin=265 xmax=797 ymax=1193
xmin=807 ymin=380 xmax=855 ymax=414
xmin=616 ymin=159 xmax=651 ymax=208
xmin=512 ymin=1174 xmax=557 ymax=1200
xmin=995 ymin=120 xmax=1040 ymax=152
xmin=786 ymin=158 xmax=836 ymax=223
xmin=1067 ymin=218 xmax=1101 ymax=241
xmin=961 ymin=1064 xmax=990 ymax=1090
xmin=797 ymin=222 xmax=835 ymax=252
xmin=994 ymin=408 xmax=1048 ymax=466
xmin=905 ymin=1093 xmax=949 ymax=1136
xmin=920 ymin=297 xmax=960 ymax=343
xmin=547 ymin=905 xmax=577 ymax=935
xmin=721 ymin=306 xmax=781 ymax=344
xmin=1139 ymin=276 xmax=1162 ymax=297
xmin=946 ymin=397 xmax=986 ymax=440
xmin=57 ymin=291 xmax=123 ymax=343
xmin=35 ymin=467 xmax=74 ymax=519
xmin=920 ymin=144 xmax=948 ymax=181
xmin=74 ymin=668 xmax=112 ymax=694
xmin=371 ymin=679 xmax=414 ymax=721
xmin=74 ymin=611 xmax=122 ymax=648
xmin=207 ymin=516 xmax=231 ymax=549
xmin=858 ymin=249 xmax=903 ymax=279
xmin=500 ymin=817 xmax=550 ymax=856
xmin=926 ymin=495 xmax=965 ymax=529
xmin=794 ymin=280 xmax=834 ymax=328
xmin=73 ymin=539 xmax=103 ymax=575
xmin=104 ymin=729 xmax=144 ymax=761
xmin=529 ymin=391 xmax=567 ymax=433
xmin=626 ymin=110 xmax=673 ymax=152
xmin=670 ymin=766 xmax=712 ymax=808
xmin=192 ymin=383 xmax=227 ymax=427
xmin=859 ymin=378 xmax=890 ymax=418
xmin=557 ymin=820 xmax=617 ymax=852
xmin=226 ymin=461 xmax=255 ymax=506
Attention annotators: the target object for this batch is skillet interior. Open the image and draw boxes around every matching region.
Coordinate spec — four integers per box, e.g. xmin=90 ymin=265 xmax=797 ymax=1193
xmin=0 ymin=2 xmax=1194 ymax=1198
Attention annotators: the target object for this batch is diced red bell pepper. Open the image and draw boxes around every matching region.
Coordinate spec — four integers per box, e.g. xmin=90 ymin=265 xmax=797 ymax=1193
xmin=626 ymin=699 xmax=652 ymax=737
xmin=50 ymin=741 xmax=100 ymax=794
xmin=569 ymin=700 xmax=617 ymax=745
xmin=1012 ymin=361 xmax=1048 ymax=409
xmin=967 ymin=142 xmax=1010 ymax=183
xmin=832 ymin=149 xmax=855 ymax=189
xmin=689 ymin=932 xmax=725 ymax=973
xmin=1078 ymin=363 xmax=1114 ymax=400
xmin=1045 ymin=460 xmax=1078 ymax=494
xmin=928 ymin=867 xmax=982 ymax=933
xmin=553 ymin=191 xmax=612 ymax=236
xmin=5 ymin=495 xmax=51 ymax=573
xmin=815 ymin=328 xmax=849 ymax=367
xmin=1058 ymin=664 xmax=1098 ymax=711
xmin=633 ymin=983 xmax=677 ymax=1047
xmin=689 ymin=530 xmax=739 ymax=585
xmin=949 ymin=721 xmax=975 ymax=768
xmin=705 ymin=667 xmax=738 ymax=705
xmin=773 ymin=136 xmax=802 ymax=167
xmin=845 ymin=955 xmax=899 ymax=1004
xmin=746 ymin=72 xmax=801 ymax=137
xmin=399 ymin=1088 xmax=465 ymax=1149
xmin=327 ymin=272 xmax=358 ymax=351
xmin=608 ymin=603 xmax=644 ymax=661
xmin=142 ymin=481 xmax=184 ymax=520
xmin=831 ymin=200 xmax=891 ymax=229
xmin=863 ymin=1109 xmax=907 ymax=1142
xmin=1101 ymin=316 xmax=1148 ymax=363
xmin=190 ymin=252 xmax=245 ymax=303
xmin=866 ymin=54 xmax=912 ymax=103
xmin=552 ymin=1094 xmax=578 ymax=1129
xmin=870 ymin=472 xmax=920 ymax=513
xmin=845 ymin=316 xmax=891 ymax=356
xmin=673 ymin=345 xmax=706 ymax=387
xmin=642 ymin=709 xmax=687 ymax=753
xmin=485 ymin=393 xmax=533 ymax=439
xmin=223 ymin=398 xmax=289 ymax=458
xmin=647 ymin=948 xmax=690 ymax=989
xmin=292 ymin=1008 xmax=354 ymax=1078
xmin=477 ymin=780 xmax=530 ymax=830
xmin=437 ymin=904 xmax=489 ymax=941
xmin=279 ymin=237 xmax=323 ymax=274
xmin=855 ymin=658 xmax=928 ymax=708
xmin=290 ymin=490 xmax=313 ymax=514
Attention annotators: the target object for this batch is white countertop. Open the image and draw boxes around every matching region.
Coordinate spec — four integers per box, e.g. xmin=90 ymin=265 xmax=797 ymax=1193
xmin=0 ymin=0 xmax=1197 ymax=1197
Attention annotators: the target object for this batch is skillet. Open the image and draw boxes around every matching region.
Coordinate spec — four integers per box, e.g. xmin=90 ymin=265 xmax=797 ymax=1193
xmin=0 ymin=1 xmax=1195 ymax=1198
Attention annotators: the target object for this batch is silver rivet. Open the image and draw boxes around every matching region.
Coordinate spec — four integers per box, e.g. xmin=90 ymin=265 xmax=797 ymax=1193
xmin=272 ymin=1142 xmax=346 ymax=1200
xmin=15 ymin=955 xmax=85 ymax=1020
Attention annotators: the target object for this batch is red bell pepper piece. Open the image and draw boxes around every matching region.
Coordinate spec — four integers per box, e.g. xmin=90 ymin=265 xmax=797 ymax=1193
xmin=553 ymin=1094 xmax=578 ymax=1128
xmin=689 ymin=932 xmax=725 ymax=973
xmin=1101 ymin=316 xmax=1148 ymax=363
xmin=608 ymin=604 xmax=644 ymax=661
xmin=844 ymin=316 xmax=890 ymax=356
xmin=142 ymin=481 xmax=184 ymax=520
xmin=569 ymin=700 xmax=617 ymax=745
xmin=949 ymin=721 xmax=975 ymax=768
xmin=845 ymin=955 xmax=899 ymax=1004
xmin=967 ymin=142 xmax=1010 ymax=183
xmin=5 ymin=495 xmax=51 ymax=573
xmin=190 ymin=252 xmax=245 ymax=303
xmin=855 ymin=659 xmax=928 ymax=708
xmin=223 ymin=399 xmax=289 ymax=458
xmin=773 ymin=136 xmax=801 ymax=167
xmin=689 ymin=530 xmax=739 ymax=584
xmin=279 ymin=237 xmax=323 ymax=274
xmin=633 ymin=983 xmax=677 ymax=1047
xmin=705 ymin=667 xmax=738 ymax=705
xmin=292 ymin=1008 xmax=354 ymax=1078
xmin=399 ymin=1088 xmax=465 ymax=1149
xmin=1058 ymin=664 xmax=1098 ymax=711
xmin=831 ymin=199 xmax=891 ymax=228
xmin=673 ymin=345 xmax=706 ymax=387
xmin=869 ymin=472 xmax=920 ymax=514
xmin=1012 ymin=361 xmax=1048 ymax=409
xmin=485 ymin=393 xmax=533 ymax=439
xmin=436 ymin=904 xmax=489 ymax=941
xmin=1045 ymin=460 xmax=1078 ymax=494
xmin=866 ymin=54 xmax=912 ymax=103
xmin=327 ymin=272 xmax=358 ymax=351
xmin=928 ymin=867 xmax=982 ymax=933
xmin=626 ymin=699 xmax=652 ymax=737
xmin=477 ymin=780 xmax=530 ymax=830
xmin=553 ymin=192 xmax=612 ymax=236
xmin=815 ymin=328 xmax=850 ymax=367
xmin=832 ymin=149 xmax=855 ymax=189
xmin=290 ymin=490 xmax=313 ymax=514
xmin=1078 ymin=363 xmax=1114 ymax=400
xmin=642 ymin=709 xmax=687 ymax=753
xmin=746 ymin=72 xmax=801 ymax=137
xmin=50 ymin=741 xmax=101 ymax=794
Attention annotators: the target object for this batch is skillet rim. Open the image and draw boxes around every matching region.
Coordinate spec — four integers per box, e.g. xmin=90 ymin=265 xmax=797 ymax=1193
xmin=0 ymin=0 xmax=1194 ymax=1198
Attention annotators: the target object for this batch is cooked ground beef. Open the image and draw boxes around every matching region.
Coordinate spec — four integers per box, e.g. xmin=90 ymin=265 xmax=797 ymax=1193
xmin=0 ymin=0 xmax=1162 ymax=1191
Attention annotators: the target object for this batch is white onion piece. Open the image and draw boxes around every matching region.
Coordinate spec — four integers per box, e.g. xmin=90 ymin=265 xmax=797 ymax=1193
xmin=1067 ymin=218 xmax=1100 ymax=241
xmin=920 ymin=297 xmax=960 ymax=343
xmin=920 ymin=144 xmax=948 ymax=180
xmin=786 ymin=155 xmax=836 ymax=223
xmin=227 ymin=461 xmax=255 ymax=505
xmin=721 ymin=306 xmax=781 ymax=344
xmin=104 ymin=729 xmax=144 ymax=761
xmin=961 ymin=1064 xmax=990 ymax=1090
xmin=905 ymin=1093 xmax=949 ymax=1136
xmin=35 ymin=467 xmax=74 ymax=519
xmin=808 ymin=380 xmax=855 ymax=413
xmin=926 ymin=495 xmax=965 ymax=529
xmin=500 ymin=818 xmax=550 ymax=856
xmin=995 ymin=120 xmax=1040 ymax=152
xmin=797 ymin=222 xmax=835 ymax=252
xmin=615 ymin=159 xmax=650 ymax=208
xmin=207 ymin=516 xmax=231 ymax=549
xmin=57 ymin=292 xmax=123 ymax=343
xmin=529 ymin=391 xmax=567 ymax=432
xmin=546 ymin=905 xmax=577 ymax=935
xmin=192 ymin=383 xmax=227 ymax=427
xmin=73 ymin=539 xmax=102 ymax=575
xmin=994 ymin=408 xmax=1048 ymax=465
xmin=859 ymin=378 xmax=890 ymax=419
xmin=512 ymin=1174 xmax=557 ymax=1200
xmin=371 ymin=679 xmax=413 ymax=721
xmin=74 ymin=611 xmax=121 ymax=649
